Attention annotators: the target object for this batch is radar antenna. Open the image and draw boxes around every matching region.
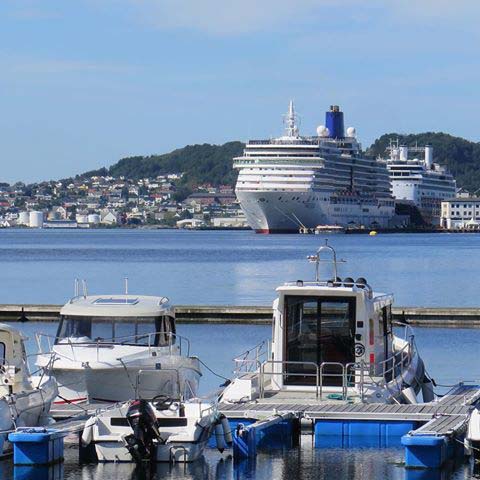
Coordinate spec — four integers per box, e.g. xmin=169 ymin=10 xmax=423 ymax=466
xmin=307 ymin=240 xmax=346 ymax=282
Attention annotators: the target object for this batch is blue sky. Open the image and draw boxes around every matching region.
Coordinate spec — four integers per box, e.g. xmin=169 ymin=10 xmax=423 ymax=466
xmin=1 ymin=0 xmax=479 ymax=182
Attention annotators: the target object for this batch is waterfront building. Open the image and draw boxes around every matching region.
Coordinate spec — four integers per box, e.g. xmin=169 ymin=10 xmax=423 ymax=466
xmin=234 ymin=102 xmax=395 ymax=233
xmin=440 ymin=198 xmax=480 ymax=230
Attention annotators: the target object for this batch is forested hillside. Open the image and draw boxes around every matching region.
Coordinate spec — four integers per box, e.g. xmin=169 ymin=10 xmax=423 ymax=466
xmin=79 ymin=133 xmax=480 ymax=193
xmin=79 ymin=141 xmax=244 ymax=186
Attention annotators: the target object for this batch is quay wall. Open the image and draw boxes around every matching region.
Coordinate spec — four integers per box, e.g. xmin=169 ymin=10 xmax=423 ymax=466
xmin=1 ymin=304 xmax=480 ymax=327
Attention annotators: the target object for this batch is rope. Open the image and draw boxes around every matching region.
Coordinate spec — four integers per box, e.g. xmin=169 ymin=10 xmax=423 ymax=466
xmin=56 ymin=395 xmax=91 ymax=415
xmin=455 ymin=437 xmax=480 ymax=454
xmin=196 ymin=358 xmax=230 ymax=382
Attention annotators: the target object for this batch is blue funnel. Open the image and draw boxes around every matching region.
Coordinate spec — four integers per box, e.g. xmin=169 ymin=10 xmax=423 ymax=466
xmin=325 ymin=105 xmax=344 ymax=139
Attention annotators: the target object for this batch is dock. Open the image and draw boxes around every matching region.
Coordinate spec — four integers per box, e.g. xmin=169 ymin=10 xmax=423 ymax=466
xmin=218 ymin=383 xmax=480 ymax=468
xmin=46 ymin=384 xmax=480 ymax=469
xmin=3 ymin=304 xmax=480 ymax=326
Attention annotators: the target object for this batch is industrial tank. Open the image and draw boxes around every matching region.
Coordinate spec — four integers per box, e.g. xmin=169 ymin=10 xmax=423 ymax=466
xmin=18 ymin=212 xmax=30 ymax=225
xmin=29 ymin=211 xmax=44 ymax=228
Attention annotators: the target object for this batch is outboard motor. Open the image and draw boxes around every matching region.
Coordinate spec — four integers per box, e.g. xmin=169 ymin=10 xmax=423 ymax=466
xmin=124 ymin=399 xmax=162 ymax=463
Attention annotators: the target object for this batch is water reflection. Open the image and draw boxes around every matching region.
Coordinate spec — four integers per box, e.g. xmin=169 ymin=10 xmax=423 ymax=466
xmin=1 ymin=445 xmax=477 ymax=480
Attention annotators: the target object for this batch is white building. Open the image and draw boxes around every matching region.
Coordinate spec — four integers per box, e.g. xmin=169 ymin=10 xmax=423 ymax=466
xmin=212 ymin=216 xmax=249 ymax=228
xmin=440 ymin=198 xmax=480 ymax=230
xmin=100 ymin=211 xmax=119 ymax=225
xmin=176 ymin=218 xmax=205 ymax=229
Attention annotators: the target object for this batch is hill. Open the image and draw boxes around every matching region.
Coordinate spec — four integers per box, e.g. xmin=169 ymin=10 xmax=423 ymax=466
xmin=79 ymin=141 xmax=245 ymax=199
xmin=368 ymin=132 xmax=480 ymax=192
xmin=79 ymin=133 xmax=480 ymax=195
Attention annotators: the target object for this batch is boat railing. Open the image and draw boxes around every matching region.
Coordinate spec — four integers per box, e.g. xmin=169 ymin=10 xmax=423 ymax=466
xmin=256 ymin=331 xmax=416 ymax=402
xmin=233 ymin=340 xmax=270 ymax=376
xmin=35 ymin=331 xmax=191 ymax=361
xmin=135 ymin=367 xmax=197 ymax=401
xmin=259 ymin=360 xmax=320 ymax=399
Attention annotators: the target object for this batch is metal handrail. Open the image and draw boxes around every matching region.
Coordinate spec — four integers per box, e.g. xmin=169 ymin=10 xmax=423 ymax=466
xmin=255 ymin=334 xmax=416 ymax=402
xmin=135 ymin=366 xmax=198 ymax=401
xmin=35 ymin=331 xmax=191 ymax=359
xmin=319 ymin=362 xmax=347 ymax=400
xmin=233 ymin=340 xmax=269 ymax=375
xmin=259 ymin=360 xmax=320 ymax=399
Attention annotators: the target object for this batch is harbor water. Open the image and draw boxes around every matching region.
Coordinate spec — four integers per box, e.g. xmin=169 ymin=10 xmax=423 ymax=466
xmin=1 ymin=229 xmax=480 ymax=479
xmin=0 ymin=228 xmax=480 ymax=306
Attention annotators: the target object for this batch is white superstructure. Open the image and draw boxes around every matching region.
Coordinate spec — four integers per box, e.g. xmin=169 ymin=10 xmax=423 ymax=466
xmin=35 ymin=293 xmax=201 ymax=404
xmin=385 ymin=141 xmax=456 ymax=223
xmin=234 ymin=102 xmax=395 ymax=233
xmin=221 ymin=243 xmax=431 ymax=405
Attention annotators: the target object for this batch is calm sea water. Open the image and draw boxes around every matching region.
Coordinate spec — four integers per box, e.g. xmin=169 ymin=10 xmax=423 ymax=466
xmin=1 ymin=229 xmax=480 ymax=479
xmin=0 ymin=228 xmax=479 ymax=306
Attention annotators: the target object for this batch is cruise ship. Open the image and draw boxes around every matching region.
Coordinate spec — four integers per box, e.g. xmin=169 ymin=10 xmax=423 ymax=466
xmin=384 ymin=142 xmax=456 ymax=224
xmin=234 ymin=102 xmax=395 ymax=233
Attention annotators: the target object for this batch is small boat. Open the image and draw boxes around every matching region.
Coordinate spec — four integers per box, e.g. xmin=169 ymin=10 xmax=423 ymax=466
xmin=81 ymin=382 xmax=227 ymax=463
xmin=35 ymin=285 xmax=201 ymax=404
xmin=314 ymin=225 xmax=345 ymax=234
xmin=0 ymin=323 xmax=57 ymax=456
xmin=369 ymin=230 xmax=378 ymax=236
xmin=221 ymin=241 xmax=431 ymax=405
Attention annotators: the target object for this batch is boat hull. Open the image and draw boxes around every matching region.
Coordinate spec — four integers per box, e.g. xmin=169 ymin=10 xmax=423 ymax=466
xmin=236 ymin=190 xmax=394 ymax=233
xmin=0 ymin=376 xmax=57 ymax=456
xmin=42 ymin=354 xmax=202 ymax=403
xmin=86 ymin=401 xmax=217 ymax=463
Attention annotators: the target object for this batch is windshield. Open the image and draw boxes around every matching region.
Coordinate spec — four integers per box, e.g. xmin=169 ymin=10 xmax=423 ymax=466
xmin=55 ymin=315 xmax=176 ymax=346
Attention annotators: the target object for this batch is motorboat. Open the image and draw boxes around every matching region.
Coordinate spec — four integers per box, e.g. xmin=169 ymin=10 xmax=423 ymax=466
xmin=81 ymin=371 xmax=228 ymax=463
xmin=221 ymin=242 xmax=432 ymax=405
xmin=314 ymin=225 xmax=345 ymax=234
xmin=35 ymin=286 xmax=201 ymax=404
xmin=0 ymin=323 xmax=57 ymax=456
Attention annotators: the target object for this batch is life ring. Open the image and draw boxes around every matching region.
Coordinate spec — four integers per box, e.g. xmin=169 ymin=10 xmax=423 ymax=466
xmin=354 ymin=343 xmax=365 ymax=357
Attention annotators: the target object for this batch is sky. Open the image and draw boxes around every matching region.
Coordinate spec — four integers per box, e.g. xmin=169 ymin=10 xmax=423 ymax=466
xmin=1 ymin=0 xmax=480 ymax=183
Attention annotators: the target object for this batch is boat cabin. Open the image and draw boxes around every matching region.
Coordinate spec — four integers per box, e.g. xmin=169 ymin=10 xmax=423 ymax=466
xmin=0 ymin=323 xmax=32 ymax=395
xmin=54 ymin=295 xmax=176 ymax=347
xmin=267 ymin=243 xmax=395 ymax=396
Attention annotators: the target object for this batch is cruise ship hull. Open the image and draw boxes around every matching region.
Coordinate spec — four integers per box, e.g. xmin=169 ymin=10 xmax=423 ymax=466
xmin=237 ymin=190 xmax=394 ymax=233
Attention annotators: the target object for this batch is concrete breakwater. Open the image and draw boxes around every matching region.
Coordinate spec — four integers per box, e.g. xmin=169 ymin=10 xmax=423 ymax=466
xmin=1 ymin=304 xmax=480 ymax=327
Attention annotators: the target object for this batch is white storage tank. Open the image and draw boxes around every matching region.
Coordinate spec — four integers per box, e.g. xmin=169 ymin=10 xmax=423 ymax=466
xmin=76 ymin=214 xmax=89 ymax=224
xmin=88 ymin=214 xmax=100 ymax=224
xmin=29 ymin=211 xmax=44 ymax=228
xmin=18 ymin=212 xmax=30 ymax=225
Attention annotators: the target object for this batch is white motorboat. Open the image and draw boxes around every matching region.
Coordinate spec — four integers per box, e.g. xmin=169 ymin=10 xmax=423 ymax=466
xmin=221 ymin=242 xmax=432 ymax=405
xmin=81 ymin=376 xmax=227 ymax=463
xmin=35 ymin=289 xmax=201 ymax=404
xmin=0 ymin=323 xmax=57 ymax=456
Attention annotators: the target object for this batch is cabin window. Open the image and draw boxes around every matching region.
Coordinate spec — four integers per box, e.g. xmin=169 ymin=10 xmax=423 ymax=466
xmin=0 ymin=342 xmax=5 ymax=365
xmin=55 ymin=315 xmax=176 ymax=346
xmin=283 ymin=296 xmax=356 ymax=386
